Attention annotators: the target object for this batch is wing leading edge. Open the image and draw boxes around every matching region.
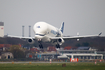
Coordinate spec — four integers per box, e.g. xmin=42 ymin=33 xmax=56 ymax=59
xmin=6 ymin=35 xmax=34 ymax=39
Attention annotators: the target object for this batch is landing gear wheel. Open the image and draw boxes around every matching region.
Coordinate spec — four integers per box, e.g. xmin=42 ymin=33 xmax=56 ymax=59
xmin=56 ymin=44 xmax=60 ymax=48
xmin=39 ymin=44 xmax=43 ymax=49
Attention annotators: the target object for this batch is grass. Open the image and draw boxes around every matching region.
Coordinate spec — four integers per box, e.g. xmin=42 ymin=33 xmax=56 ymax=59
xmin=0 ymin=62 xmax=105 ymax=70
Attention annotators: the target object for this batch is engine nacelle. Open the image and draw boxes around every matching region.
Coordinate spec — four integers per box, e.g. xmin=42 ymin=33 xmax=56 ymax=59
xmin=27 ymin=39 xmax=35 ymax=44
xmin=57 ymin=38 xmax=64 ymax=45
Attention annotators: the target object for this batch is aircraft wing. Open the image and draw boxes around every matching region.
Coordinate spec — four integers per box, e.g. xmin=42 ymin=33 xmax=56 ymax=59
xmin=6 ymin=35 xmax=35 ymax=39
xmin=50 ymin=32 xmax=102 ymax=40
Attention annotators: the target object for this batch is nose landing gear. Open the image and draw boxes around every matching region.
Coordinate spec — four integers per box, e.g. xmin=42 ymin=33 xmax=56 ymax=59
xmin=56 ymin=44 xmax=60 ymax=48
xmin=39 ymin=43 xmax=43 ymax=49
xmin=38 ymin=40 xmax=43 ymax=49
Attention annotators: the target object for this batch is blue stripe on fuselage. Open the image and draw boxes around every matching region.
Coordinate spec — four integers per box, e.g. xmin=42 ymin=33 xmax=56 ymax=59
xmin=51 ymin=30 xmax=61 ymax=36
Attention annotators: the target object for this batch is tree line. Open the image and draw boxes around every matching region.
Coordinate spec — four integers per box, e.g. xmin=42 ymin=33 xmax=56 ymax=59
xmin=0 ymin=37 xmax=105 ymax=51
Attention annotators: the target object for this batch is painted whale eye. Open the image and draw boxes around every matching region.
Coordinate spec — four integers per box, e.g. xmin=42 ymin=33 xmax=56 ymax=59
xmin=37 ymin=26 xmax=40 ymax=28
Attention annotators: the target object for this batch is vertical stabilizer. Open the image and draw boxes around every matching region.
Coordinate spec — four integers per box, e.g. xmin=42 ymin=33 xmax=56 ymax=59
xmin=59 ymin=22 xmax=64 ymax=33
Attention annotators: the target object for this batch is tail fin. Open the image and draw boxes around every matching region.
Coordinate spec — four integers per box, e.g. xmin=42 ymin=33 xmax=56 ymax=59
xmin=59 ymin=22 xmax=64 ymax=33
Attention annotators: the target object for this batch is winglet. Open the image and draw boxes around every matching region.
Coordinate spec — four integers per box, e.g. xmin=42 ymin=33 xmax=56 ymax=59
xmin=60 ymin=22 xmax=64 ymax=33
xmin=98 ymin=32 xmax=102 ymax=36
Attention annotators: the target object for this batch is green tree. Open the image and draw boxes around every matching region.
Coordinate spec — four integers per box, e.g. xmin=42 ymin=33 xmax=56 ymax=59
xmin=9 ymin=45 xmax=25 ymax=58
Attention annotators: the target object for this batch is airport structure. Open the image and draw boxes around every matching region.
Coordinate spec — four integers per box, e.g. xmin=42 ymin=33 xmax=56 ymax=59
xmin=29 ymin=26 xmax=31 ymax=37
xmin=58 ymin=50 xmax=103 ymax=60
xmin=37 ymin=52 xmax=59 ymax=61
xmin=0 ymin=22 xmax=4 ymax=37
xmin=22 ymin=26 xmax=24 ymax=37
xmin=35 ymin=49 xmax=104 ymax=61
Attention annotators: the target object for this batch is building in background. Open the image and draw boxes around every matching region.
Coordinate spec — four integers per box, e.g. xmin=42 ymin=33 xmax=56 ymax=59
xmin=0 ymin=52 xmax=14 ymax=59
xmin=58 ymin=50 xmax=103 ymax=60
xmin=0 ymin=22 xmax=4 ymax=37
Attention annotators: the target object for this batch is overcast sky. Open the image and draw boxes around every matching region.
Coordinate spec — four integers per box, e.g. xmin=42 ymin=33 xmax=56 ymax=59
xmin=0 ymin=0 xmax=105 ymax=37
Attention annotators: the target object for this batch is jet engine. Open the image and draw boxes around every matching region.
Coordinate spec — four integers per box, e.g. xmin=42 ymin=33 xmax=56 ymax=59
xmin=57 ymin=38 xmax=64 ymax=45
xmin=27 ymin=38 xmax=35 ymax=44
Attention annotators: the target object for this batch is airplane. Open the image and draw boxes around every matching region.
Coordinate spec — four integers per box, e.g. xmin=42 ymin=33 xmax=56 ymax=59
xmin=7 ymin=22 xmax=102 ymax=49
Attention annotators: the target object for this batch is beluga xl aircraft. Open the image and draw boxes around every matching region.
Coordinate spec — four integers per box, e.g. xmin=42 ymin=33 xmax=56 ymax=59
xmin=8 ymin=22 xmax=102 ymax=49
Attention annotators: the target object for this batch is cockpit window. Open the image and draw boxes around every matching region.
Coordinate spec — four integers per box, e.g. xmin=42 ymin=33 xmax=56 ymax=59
xmin=37 ymin=26 xmax=40 ymax=28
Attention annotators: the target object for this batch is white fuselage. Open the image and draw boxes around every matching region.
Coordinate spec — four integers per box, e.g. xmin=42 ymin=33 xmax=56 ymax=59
xmin=33 ymin=22 xmax=63 ymax=43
